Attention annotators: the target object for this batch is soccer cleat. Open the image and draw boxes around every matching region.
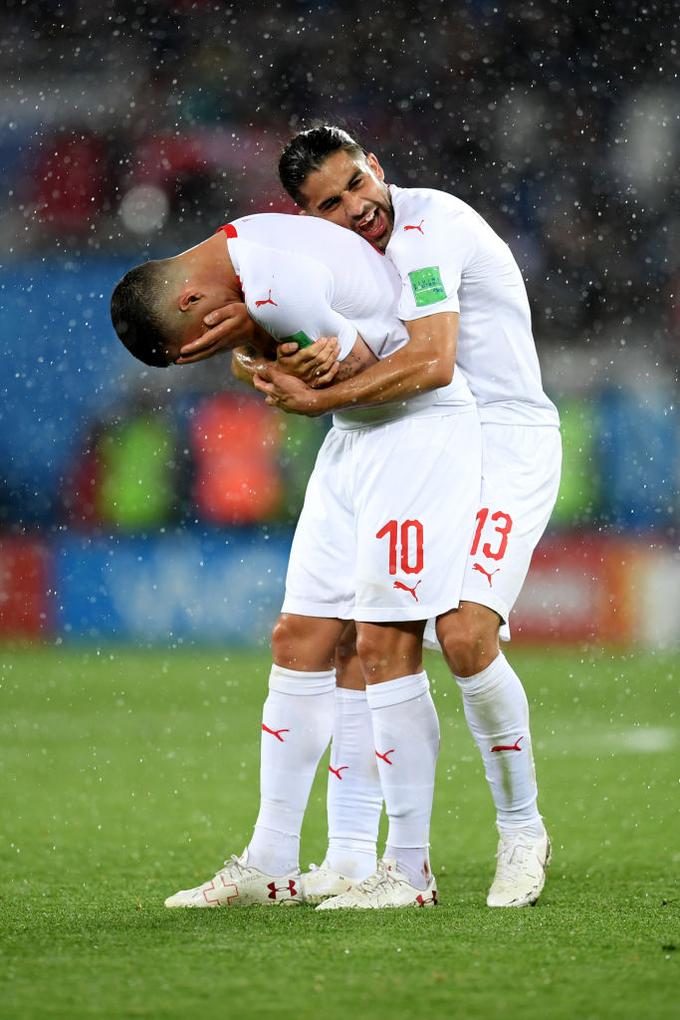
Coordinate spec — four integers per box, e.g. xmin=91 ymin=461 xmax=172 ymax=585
xmin=486 ymin=830 xmax=552 ymax=908
xmin=300 ymin=863 xmax=357 ymax=904
xmin=164 ymin=848 xmax=303 ymax=908
xmin=315 ymin=859 xmax=438 ymax=910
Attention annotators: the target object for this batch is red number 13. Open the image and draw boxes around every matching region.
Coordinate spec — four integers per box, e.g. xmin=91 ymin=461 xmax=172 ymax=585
xmin=470 ymin=508 xmax=513 ymax=561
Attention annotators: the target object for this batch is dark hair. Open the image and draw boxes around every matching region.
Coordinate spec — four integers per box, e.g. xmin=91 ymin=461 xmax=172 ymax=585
xmin=110 ymin=260 xmax=175 ymax=367
xmin=278 ymin=125 xmax=367 ymax=205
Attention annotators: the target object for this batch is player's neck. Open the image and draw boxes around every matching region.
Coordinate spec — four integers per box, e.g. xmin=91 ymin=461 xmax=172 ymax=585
xmin=177 ymin=232 xmax=240 ymax=300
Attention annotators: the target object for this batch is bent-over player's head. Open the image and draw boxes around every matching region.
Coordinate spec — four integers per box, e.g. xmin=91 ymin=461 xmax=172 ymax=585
xmin=111 ymin=235 xmax=237 ymax=366
xmin=111 ymin=259 xmax=184 ymax=367
xmin=279 ymin=125 xmax=394 ymax=250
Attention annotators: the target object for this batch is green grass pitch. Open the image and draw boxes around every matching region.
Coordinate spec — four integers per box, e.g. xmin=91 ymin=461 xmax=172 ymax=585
xmin=1 ymin=645 xmax=678 ymax=1019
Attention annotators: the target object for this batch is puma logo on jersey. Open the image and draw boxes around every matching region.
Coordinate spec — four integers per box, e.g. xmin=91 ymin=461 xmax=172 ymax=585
xmin=472 ymin=563 xmax=500 ymax=587
xmin=404 ymin=219 xmax=425 ymax=234
xmin=255 ymin=288 xmax=278 ymax=307
xmin=393 ymin=579 xmax=422 ymax=602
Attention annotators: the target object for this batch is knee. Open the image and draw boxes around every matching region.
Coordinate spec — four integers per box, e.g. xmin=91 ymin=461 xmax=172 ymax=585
xmin=437 ymin=617 xmax=498 ymax=678
xmin=270 ymin=614 xmax=306 ymax=666
xmin=354 ymin=628 xmax=387 ymax=678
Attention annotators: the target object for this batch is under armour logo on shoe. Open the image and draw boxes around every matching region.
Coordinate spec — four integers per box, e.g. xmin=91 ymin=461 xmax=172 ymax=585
xmin=491 ymin=736 xmax=524 ymax=753
xmin=393 ymin=579 xmax=422 ymax=602
xmin=262 ymin=723 xmax=289 ymax=742
xmin=375 ymin=748 xmax=395 ymax=765
xmin=472 ymin=562 xmax=500 ymax=587
xmin=404 ymin=219 xmax=425 ymax=234
xmin=255 ymin=288 xmax=278 ymax=307
xmin=267 ymin=880 xmax=298 ymax=900
xmin=328 ymin=764 xmax=349 ymax=780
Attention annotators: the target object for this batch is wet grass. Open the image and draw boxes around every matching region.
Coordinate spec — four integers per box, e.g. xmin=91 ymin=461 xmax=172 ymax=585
xmin=1 ymin=645 xmax=678 ymax=1019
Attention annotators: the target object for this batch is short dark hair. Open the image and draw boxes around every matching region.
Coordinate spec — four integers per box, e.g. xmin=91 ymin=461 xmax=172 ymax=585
xmin=111 ymin=260 xmax=176 ymax=367
xmin=278 ymin=125 xmax=367 ymax=205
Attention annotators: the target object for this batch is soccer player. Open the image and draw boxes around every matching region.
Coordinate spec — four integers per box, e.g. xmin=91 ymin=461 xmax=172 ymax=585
xmin=111 ymin=212 xmax=482 ymax=908
xmin=194 ymin=126 xmax=561 ymax=908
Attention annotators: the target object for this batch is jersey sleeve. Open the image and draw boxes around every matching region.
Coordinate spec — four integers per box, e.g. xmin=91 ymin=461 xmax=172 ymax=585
xmin=388 ymin=200 xmax=476 ymax=322
xmin=246 ymin=249 xmax=358 ymax=361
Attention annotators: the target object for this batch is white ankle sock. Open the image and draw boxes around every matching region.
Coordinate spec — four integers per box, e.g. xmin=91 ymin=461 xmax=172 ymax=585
xmin=365 ymin=672 xmax=439 ymax=891
xmin=247 ymin=665 xmax=336 ymax=875
xmin=325 ymin=687 xmax=382 ymax=881
xmin=455 ymin=652 xmax=545 ymax=838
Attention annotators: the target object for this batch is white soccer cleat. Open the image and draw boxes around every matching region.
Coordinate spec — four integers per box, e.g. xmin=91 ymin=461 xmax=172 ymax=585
xmin=315 ymin=859 xmax=438 ymax=910
xmin=164 ymin=849 xmax=303 ymax=908
xmin=300 ymin=863 xmax=357 ymax=904
xmin=486 ymin=831 xmax=552 ymax=908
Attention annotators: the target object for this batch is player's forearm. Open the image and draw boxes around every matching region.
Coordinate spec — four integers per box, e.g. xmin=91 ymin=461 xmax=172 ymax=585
xmin=314 ymin=313 xmax=458 ymax=411
xmin=314 ymin=343 xmax=451 ymax=410
xmin=231 ymin=345 xmax=274 ymax=387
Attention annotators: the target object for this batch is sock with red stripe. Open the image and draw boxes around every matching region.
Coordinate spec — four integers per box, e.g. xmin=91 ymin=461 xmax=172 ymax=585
xmin=365 ymin=671 xmax=439 ymax=891
xmin=324 ymin=687 xmax=382 ymax=881
xmin=455 ymin=652 xmax=545 ymax=838
xmin=247 ymin=665 xmax=336 ymax=875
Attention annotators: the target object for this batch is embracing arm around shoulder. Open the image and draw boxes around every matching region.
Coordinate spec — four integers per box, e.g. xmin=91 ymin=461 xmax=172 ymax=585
xmin=309 ymin=312 xmax=459 ymax=413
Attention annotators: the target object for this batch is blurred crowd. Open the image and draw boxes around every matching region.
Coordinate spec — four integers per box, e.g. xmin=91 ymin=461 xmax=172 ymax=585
xmin=2 ymin=0 xmax=678 ymax=353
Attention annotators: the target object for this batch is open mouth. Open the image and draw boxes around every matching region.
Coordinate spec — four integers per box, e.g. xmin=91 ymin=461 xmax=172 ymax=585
xmin=355 ymin=207 xmax=387 ymax=244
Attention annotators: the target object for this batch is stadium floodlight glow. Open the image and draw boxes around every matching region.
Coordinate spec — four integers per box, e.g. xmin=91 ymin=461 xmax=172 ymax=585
xmin=119 ymin=184 xmax=169 ymax=234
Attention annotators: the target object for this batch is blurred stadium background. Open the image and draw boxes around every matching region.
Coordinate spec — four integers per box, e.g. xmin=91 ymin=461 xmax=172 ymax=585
xmin=1 ymin=0 xmax=678 ymax=649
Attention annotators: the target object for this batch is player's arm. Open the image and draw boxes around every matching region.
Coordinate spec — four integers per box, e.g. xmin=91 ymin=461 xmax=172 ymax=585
xmin=254 ymin=312 xmax=458 ymax=416
xmin=232 ymin=332 xmax=376 ymax=393
xmin=230 ymin=344 xmax=273 ymax=387
xmin=276 ymin=333 xmax=376 ymax=387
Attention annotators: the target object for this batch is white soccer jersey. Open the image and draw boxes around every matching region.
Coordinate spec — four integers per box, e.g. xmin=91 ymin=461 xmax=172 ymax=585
xmin=221 ymin=214 xmax=475 ymax=429
xmin=387 ymin=186 xmax=559 ymax=427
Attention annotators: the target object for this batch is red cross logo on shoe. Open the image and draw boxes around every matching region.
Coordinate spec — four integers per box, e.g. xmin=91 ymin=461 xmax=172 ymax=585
xmin=202 ymin=877 xmax=239 ymax=906
xmin=262 ymin=723 xmax=289 ymax=742
xmin=375 ymin=748 xmax=395 ymax=765
xmin=267 ymin=880 xmax=298 ymax=900
xmin=491 ymin=736 xmax=524 ymax=753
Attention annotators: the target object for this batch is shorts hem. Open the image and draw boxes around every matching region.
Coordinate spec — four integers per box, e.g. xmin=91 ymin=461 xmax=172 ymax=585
xmin=354 ymin=600 xmax=462 ymax=623
xmin=458 ymin=589 xmax=510 ymax=626
xmin=281 ymin=596 xmax=354 ymax=620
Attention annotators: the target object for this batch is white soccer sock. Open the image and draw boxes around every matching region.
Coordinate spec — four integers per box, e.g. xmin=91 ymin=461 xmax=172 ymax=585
xmin=325 ymin=688 xmax=382 ymax=881
xmin=366 ymin=672 xmax=440 ymax=891
xmin=455 ymin=652 xmax=545 ymax=838
xmin=247 ymin=664 xmax=336 ymax=875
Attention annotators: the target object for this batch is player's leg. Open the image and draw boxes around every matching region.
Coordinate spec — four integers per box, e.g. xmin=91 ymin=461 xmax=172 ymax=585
xmin=164 ymin=613 xmax=345 ymax=908
xmin=302 ymin=623 xmax=384 ymax=903
xmin=318 ymin=410 xmax=481 ymax=910
xmin=244 ymin=613 xmax=346 ymax=879
xmin=166 ymin=430 xmax=356 ymax=908
xmin=432 ymin=423 xmax=561 ymax=907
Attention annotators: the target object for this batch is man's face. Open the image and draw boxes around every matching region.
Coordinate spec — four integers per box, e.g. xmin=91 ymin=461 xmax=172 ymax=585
xmin=297 ymin=149 xmax=394 ymax=251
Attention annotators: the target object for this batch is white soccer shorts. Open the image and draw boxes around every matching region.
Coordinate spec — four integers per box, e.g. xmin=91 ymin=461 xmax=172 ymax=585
xmin=424 ymin=423 xmax=562 ymax=644
xmin=282 ymin=409 xmax=482 ymax=623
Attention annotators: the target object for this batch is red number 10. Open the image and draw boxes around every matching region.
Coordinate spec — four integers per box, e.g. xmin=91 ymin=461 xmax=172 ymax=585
xmin=376 ymin=519 xmax=424 ymax=575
